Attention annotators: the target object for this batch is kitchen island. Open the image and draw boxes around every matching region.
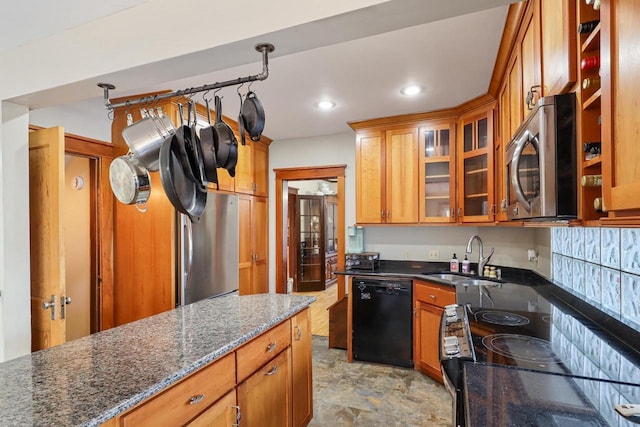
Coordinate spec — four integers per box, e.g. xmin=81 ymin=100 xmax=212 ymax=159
xmin=0 ymin=293 xmax=315 ymax=426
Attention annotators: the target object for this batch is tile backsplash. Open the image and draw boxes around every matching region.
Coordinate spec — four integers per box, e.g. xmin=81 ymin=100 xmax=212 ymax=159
xmin=551 ymin=227 xmax=640 ymax=332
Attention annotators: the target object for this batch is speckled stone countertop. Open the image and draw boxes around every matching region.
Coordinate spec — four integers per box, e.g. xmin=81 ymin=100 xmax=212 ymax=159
xmin=0 ymin=294 xmax=315 ymax=427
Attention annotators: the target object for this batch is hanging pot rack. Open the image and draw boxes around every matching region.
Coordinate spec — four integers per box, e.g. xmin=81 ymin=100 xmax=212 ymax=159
xmin=98 ymin=43 xmax=275 ymax=111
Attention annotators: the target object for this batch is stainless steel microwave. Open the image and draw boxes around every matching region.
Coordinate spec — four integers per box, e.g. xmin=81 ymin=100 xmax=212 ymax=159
xmin=503 ymin=93 xmax=577 ymax=220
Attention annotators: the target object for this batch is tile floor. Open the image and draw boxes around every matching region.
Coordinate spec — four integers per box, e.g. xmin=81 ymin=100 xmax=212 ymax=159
xmin=309 ymin=336 xmax=453 ymax=426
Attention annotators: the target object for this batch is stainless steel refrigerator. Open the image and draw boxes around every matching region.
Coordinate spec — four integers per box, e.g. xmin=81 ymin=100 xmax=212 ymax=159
xmin=175 ymin=191 xmax=239 ymax=306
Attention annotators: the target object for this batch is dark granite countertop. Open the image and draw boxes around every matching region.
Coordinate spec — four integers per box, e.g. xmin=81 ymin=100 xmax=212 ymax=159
xmin=0 ymin=294 xmax=315 ymax=427
xmin=464 ymin=362 xmax=640 ymax=426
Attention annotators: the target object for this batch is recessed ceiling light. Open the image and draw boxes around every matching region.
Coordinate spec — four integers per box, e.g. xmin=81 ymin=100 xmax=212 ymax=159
xmin=401 ymin=85 xmax=421 ymax=96
xmin=316 ymin=100 xmax=336 ymax=110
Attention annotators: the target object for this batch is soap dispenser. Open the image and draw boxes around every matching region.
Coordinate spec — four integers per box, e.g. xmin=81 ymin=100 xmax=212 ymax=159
xmin=461 ymin=255 xmax=470 ymax=274
xmin=450 ymin=253 xmax=459 ymax=272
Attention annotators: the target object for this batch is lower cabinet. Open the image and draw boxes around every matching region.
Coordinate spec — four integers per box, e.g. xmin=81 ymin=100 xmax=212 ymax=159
xmin=413 ymin=281 xmax=456 ymax=383
xmin=237 ymin=348 xmax=292 ymax=427
xmin=108 ymin=308 xmax=312 ymax=427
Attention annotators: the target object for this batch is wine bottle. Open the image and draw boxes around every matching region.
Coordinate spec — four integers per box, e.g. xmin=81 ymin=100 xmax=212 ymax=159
xmin=594 ymin=197 xmax=605 ymax=212
xmin=578 ymin=20 xmax=600 ymax=34
xmin=585 ymin=0 xmax=594 ymax=4
xmin=581 ymin=56 xmax=600 ymax=70
xmin=582 ymin=77 xmax=601 ymax=89
xmin=593 ymin=0 xmax=600 ymax=10
xmin=583 ymin=142 xmax=601 ymax=154
xmin=581 ymin=174 xmax=602 ymax=187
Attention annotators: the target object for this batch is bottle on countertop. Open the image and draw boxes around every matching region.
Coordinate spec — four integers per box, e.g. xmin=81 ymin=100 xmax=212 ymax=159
xmin=450 ymin=253 xmax=459 ymax=273
xmin=461 ymin=255 xmax=470 ymax=274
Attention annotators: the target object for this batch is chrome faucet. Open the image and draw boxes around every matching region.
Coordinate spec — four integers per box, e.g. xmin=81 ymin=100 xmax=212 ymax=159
xmin=465 ymin=235 xmax=494 ymax=277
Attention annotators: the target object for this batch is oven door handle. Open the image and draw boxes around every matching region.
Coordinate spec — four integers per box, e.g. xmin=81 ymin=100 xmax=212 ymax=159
xmin=510 ymin=130 xmax=539 ymax=213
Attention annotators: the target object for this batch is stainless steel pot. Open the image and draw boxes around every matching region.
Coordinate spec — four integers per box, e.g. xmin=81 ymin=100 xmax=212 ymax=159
xmin=109 ymin=154 xmax=151 ymax=211
xmin=121 ymin=108 xmax=175 ymax=171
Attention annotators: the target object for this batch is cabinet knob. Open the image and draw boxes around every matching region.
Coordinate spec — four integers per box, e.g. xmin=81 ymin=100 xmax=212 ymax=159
xmin=232 ymin=405 xmax=242 ymax=427
xmin=266 ymin=342 xmax=277 ymax=353
xmin=294 ymin=325 xmax=302 ymax=341
xmin=265 ymin=365 xmax=279 ymax=376
xmin=429 ymin=294 xmax=436 ymax=300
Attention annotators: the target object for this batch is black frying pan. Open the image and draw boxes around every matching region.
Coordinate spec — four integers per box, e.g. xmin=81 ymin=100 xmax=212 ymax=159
xmin=199 ymin=98 xmax=220 ymax=189
xmin=159 ymin=132 xmax=206 ymax=222
xmin=241 ymin=90 xmax=265 ymax=141
xmin=212 ymin=95 xmax=236 ymax=168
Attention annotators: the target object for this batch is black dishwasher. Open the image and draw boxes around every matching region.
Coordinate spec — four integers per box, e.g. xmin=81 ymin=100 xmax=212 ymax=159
xmin=352 ymin=277 xmax=413 ymax=368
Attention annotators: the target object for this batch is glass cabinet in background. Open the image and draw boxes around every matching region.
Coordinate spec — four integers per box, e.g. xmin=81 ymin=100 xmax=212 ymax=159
xmin=324 ymin=195 xmax=338 ymax=285
xmin=458 ymin=105 xmax=495 ymax=223
xmin=419 ymin=122 xmax=456 ymax=223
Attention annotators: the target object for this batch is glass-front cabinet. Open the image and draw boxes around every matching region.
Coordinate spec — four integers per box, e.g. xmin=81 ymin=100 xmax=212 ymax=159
xmin=324 ymin=195 xmax=338 ymax=285
xmin=458 ymin=105 xmax=495 ymax=222
xmin=419 ymin=122 xmax=457 ymax=223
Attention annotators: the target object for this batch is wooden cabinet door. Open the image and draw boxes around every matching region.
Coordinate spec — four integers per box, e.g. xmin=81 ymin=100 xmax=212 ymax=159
xmin=385 ymin=127 xmax=419 ymax=223
xmin=458 ymin=107 xmax=495 ymax=223
xmin=186 ymin=390 xmax=238 ymax=427
xmin=238 ymin=195 xmax=268 ymax=295
xmin=414 ymin=301 xmax=444 ymax=383
xmin=419 ymin=123 xmax=456 ymax=223
xmin=540 ymin=0 xmax=576 ymax=96
xmin=601 ymin=0 xmax=640 ymax=214
xmin=252 ymin=196 xmax=269 ymax=294
xmin=291 ymin=309 xmax=313 ymax=427
xmin=237 ymin=348 xmax=292 ymax=427
xmin=236 ymin=140 xmax=255 ymax=195
xmin=253 ymin=141 xmax=269 ymax=197
xmin=507 ymin=53 xmax=523 ymax=139
xmin=520 ymin=2 xmax=541 ymax=113
xmin=355 ymin=131 xmax=384 ymax=223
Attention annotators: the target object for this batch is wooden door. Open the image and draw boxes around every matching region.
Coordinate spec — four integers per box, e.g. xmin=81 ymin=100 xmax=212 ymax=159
xmin=252 ymin=196 xmax=269 ymax=294
xmin=414 ymin=301 xmax=443 ymax=383
xmin=253 ymin=141 xmax=269 ymax=197
xmin=355 ymin=131 xmax=384 ymax=223
xmin=385 ymin=127 xmax=419 ymax=223
xmin=237 ymin=348 xmax=292 ymax=427
xmin=29 ymin=126 xmax=66 ymax=351
xmin=238 ymin=194 xmax=253 ymax=295
xmin=291 ymin=309 xmax=312 ymax=427
xmin=601 ymin=0 xmax=640 ymax=214
xmin=186 ymin=390 xmax=238 ymax=427
xmin=540 ymin=0 xmax=576 ymax=95
xmin=507 ymin=53 xmax=523 ymax=137
xmin=520 ymin=2 xmax=541 ymax=113
xmin=235 ymin=140 xmax=255 ymax=195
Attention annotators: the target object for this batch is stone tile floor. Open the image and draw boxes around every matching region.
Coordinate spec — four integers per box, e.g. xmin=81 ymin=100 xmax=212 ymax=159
xmin=309 ymin=336 xmax=453 ymax=426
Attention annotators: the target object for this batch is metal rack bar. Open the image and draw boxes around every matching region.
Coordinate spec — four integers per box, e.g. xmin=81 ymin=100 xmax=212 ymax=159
xmin=98 ymin=43 xmax=274 ymax=110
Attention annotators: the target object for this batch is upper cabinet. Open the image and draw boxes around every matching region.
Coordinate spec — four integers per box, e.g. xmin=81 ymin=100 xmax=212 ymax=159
xmin=353 ymin=126 xmax=419 ymax=224
xmin=236 ymin=139 xmax=269 ymax=197
xmin=540 ymin=0 xmax=577 ymax=96
xmin=458 ymin=104 xmax=496 ymax=223
xmin=601 ymin=0 xmax=640 ymax=216
xmin=419 ymin=121 xmax=457 ymax=223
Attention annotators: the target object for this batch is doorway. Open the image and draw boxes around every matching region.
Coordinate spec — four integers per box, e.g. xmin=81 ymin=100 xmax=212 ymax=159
xmin=274 ymin=165 xmax=346 ymax=337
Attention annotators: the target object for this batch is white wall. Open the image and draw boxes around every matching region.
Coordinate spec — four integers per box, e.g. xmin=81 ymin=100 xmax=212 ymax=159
xmin=0 ymin=102 xmax=31 ymax=361
xmin=30 ymin=102 xmax=112 ymax=142
xmin=269 ymin=132 xmax=552 ymax=292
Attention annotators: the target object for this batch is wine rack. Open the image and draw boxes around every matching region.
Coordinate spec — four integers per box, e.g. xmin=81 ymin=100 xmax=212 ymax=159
xmin=577 ymin=0 xmax=605 ymax=222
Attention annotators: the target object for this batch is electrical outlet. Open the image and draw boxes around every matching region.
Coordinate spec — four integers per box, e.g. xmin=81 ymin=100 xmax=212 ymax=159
xmin=428 ymin=249 xmax=440 ymax=260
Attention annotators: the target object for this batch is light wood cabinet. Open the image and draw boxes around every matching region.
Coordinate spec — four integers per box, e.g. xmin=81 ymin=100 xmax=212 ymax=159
xmin=120 ymin=353 xmax=236 ymax=427
xmin=237 ymin=347 xmax=292 ymax=427
xmin=353 ymin=127 xmax=419 ymax=224
xmin=419 ymin=121 xmax=457 ymax=223
xmin=238 ymin=194 xmax=269 ymax=295
xmin=520 ymin=0 xmax=541 ymax=114
xmin=601 ymin=0 xmax=640 ymax=216
xmin=540 ymin=0 xmax=576 ymax=96
xmin=457 ymin=104 xmax=496 ymax=223
xmin=291 ymin=309 xmax=313 ymax=427
xmin=108 ymin=310 xmax=312 ymax=427
xmin=413 ymin=280 xmax=456 ymax=383
xmin=236 ymin=139 xmax=269 ymax=197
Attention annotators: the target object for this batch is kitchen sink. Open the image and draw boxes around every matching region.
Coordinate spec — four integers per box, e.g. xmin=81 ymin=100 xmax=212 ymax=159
xmin=424 ymin=273 xmax=469 ymax=282
xmin=458 ymin=279 xmax=501 ymax=287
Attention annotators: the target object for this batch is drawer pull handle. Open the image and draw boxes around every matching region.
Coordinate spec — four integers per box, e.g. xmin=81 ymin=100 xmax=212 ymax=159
xmin=189 ymin=394 xmax=205 ymax=405
xmin=232 ymin=405 xmax=242 ymax=427
xmin=266 ymin=342 xmax=277 ymax=353
xmin=294 ymin=325 xmax=302 ymax=341
xmin=265 ymin=366 xmax=278 ymax=376
xmin=429 ymin=294 xmax=436 ymax=300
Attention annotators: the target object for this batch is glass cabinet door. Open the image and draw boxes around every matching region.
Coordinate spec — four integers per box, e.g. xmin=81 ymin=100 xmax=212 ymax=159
xmin=459 ymin=108 xmax=494 ymax=222
xmin=420 ymin=124 xmax=455 ymax=222
xmin=325 ymin=196 xmax=337 ymax=254
xmin=296 ymin=195 xmax=325 ymax=291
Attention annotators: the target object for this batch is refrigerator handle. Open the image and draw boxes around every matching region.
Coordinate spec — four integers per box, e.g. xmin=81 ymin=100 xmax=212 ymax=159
xmin=185 ymin=219 xmax=194 ymax=289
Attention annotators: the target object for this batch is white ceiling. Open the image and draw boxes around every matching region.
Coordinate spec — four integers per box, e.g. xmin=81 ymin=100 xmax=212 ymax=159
xmin=8 ymin=0 xmax=514 ymax=141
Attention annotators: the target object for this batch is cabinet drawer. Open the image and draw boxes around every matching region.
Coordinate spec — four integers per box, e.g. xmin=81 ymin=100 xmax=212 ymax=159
xmin=121 ymin=352 xmax=236 ymax=427
xmin=414 ymin=282 xmax=455 ymax=308
xmin=237 ymin=320 xmax=291 ymax=383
